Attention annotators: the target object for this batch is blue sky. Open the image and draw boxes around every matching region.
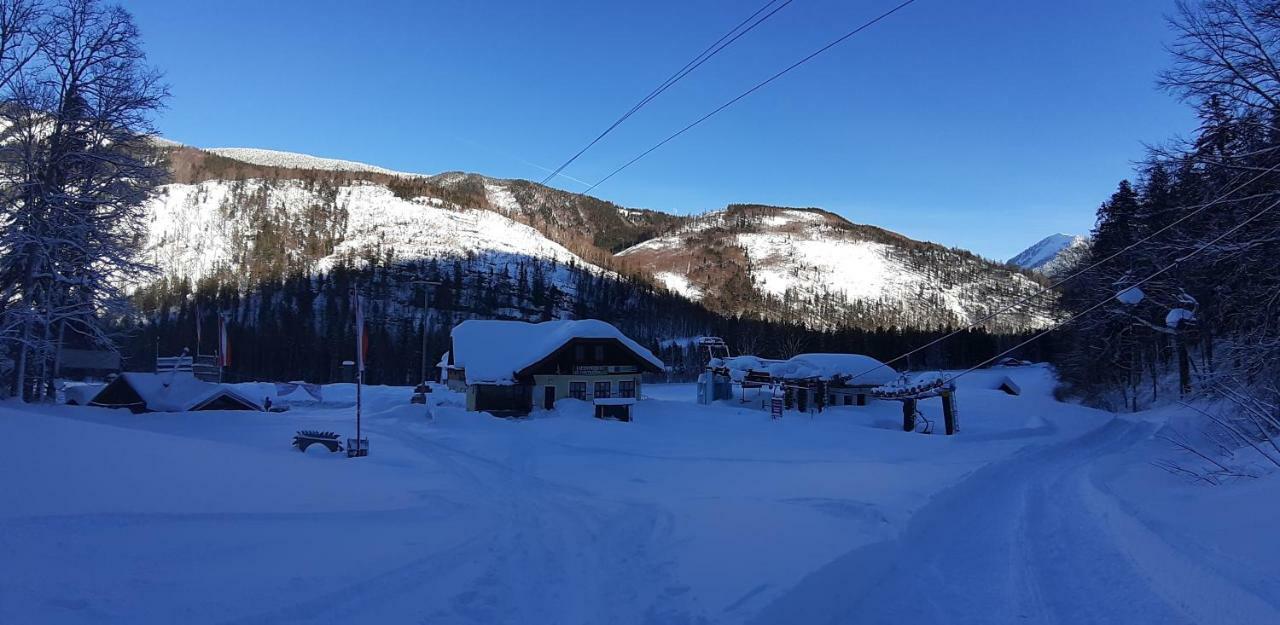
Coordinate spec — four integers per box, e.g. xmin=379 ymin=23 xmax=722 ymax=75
xmin=125 ymin=0 xmax=1194 ymax=261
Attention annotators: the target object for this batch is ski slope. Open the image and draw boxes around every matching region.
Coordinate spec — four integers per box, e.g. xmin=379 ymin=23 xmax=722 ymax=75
xmin=1 ymin=366 xmax=1276 ymax=624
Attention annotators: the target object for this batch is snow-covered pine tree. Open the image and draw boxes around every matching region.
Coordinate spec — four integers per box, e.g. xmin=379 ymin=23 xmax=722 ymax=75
xmin=0 ymin=0 xmax=166 ymax=399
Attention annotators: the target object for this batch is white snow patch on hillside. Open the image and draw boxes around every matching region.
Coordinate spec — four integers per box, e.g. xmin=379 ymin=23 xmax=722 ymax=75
xmin=144 ymin=182 xmax=241 ymax=280
xmin=207 ymin=147 xmax=424 ymax=177
xmin=320 ymin=183 xmax=601 ymax=274
xmin=735 ymin=232 xmax=981 ymax=321
xmin=759 ymin=211 xmax=825 ymax=227
xmin=141 ymin=180 xmax=605 ymax=284
xmin=655 ymin=271 xmax=703 ymax=300
xmin=739 ymin=234 xmax=895 ymax=300
xmin=483 ymin=181 xmax=521 ymax=214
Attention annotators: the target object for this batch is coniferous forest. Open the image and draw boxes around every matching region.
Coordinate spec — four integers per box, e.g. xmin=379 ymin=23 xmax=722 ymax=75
xmin=123 ymin=254 xmax=1045 ymax=385
xmin=1050 ymin=0 xmax=1280 ymax=416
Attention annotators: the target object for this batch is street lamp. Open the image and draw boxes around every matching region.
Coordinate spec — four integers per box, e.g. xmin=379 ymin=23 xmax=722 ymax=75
xmin=409 ymin=279 xmax=442 ymax=384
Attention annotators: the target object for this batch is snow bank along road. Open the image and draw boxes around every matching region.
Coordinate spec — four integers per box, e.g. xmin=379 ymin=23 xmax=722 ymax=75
xmin=1 ymin=366 xmax=1277 ymax=624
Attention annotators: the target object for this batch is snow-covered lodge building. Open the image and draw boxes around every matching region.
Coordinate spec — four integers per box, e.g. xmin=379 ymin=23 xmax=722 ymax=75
xmin=443 ymin=319 xmax=664 ymax=418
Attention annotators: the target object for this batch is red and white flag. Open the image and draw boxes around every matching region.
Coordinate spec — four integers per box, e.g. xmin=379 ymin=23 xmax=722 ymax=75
xmin=351 ymin=290 xmax=367 ymax=373
xmin=217 ymin=313 xmax=231 ymax=367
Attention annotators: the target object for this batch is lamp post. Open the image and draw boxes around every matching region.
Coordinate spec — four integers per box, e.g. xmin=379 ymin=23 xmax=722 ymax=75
xmin=409 ymin=279 xmax=442 ymax=384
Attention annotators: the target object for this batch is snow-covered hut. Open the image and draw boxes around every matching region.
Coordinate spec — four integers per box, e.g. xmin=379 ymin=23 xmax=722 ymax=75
xmin=711 ymin=353 xmax=898 ymax=410
xmin=445 ymin=319 xmax=665 ymax=418
xmin=87 ymin=372 xmax=263 ymax=413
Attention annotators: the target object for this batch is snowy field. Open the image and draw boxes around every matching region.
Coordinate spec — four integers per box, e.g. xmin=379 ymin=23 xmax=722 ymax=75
xmin=2 ymin=366 xmax=1278 ymax=624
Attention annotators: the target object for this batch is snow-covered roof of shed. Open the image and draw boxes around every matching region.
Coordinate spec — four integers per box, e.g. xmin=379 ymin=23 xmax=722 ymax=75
xmin=450 ymin=319 xmax=664 ymax=385
xmin=713 ymin=353 xmax=898 ymax=386
xmin=98 ymin=372 xmax=262 ymax=412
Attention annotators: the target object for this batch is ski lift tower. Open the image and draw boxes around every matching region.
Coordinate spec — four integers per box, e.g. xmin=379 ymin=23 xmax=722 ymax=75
xmin=696 ymin=337 xmax=734 ymax=405
xmin=697 ymin=336 xmax=731 ymax=363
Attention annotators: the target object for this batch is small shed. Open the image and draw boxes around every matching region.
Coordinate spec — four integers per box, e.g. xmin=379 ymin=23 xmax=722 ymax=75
xmin=88 ymin=372 xmax=262 ymax=413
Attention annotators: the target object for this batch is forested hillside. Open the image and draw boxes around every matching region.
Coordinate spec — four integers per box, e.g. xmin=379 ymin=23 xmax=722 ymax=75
xmin=1051 ymin=0 xmax=1280 ymax=427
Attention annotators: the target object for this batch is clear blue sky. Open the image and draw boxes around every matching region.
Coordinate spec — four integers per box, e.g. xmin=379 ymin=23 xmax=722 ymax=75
xmin=124 ymin=0 xmax=1194 ymax=261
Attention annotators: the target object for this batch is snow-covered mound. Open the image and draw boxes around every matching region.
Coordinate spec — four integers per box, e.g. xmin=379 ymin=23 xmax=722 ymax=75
xmin=206 ymin=147 xmax=424 ymax=177
xmin=1009 ymin=233 xmax=1090 ymax=275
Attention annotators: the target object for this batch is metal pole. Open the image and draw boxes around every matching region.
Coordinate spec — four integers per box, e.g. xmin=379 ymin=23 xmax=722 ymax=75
xmin=410 ymin=279 xmax=441 ymax=385
xmin=356 ymin=369 xmax=362 ymax=450
xmin=420 ymin=285 xmax=429 ymax=384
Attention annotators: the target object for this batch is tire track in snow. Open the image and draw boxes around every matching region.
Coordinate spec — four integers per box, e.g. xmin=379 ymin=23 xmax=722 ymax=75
xmin=747 ymin=418 xmax=1278 ymax=625
xmin=352 ymin=415 xmax=704 ymax=623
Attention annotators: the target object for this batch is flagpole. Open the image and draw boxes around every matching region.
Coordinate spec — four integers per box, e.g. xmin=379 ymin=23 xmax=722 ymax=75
xmin=356 ymin=368 xmax=362 ymax=451
xmin=350 ymin=287 xmax=367 ymax=457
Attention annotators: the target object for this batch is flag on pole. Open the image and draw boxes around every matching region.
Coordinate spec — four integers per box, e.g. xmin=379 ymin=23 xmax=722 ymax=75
xmin=351 ymin=289 xmax=367 ymax=373
xmin=195 ymin=301 xmax=202 ymax=351
xmin=217 ymin=313 xmax=231 ymax=367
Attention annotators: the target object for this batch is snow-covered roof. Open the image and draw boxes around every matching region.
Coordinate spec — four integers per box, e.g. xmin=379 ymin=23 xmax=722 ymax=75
xmin=91 ymin=373 xmax=262 ymax=412
xmin=450 ymin=319 xmax=664 ymax=385
xmin=712 ymin=353 xmax=898 ymax=386
xmin=1166 ymin=308 xmax=1195 ymax=328
xmin=593 ymin=397 xmax=637 ymax=406
xmin=1116 ymin=286 xmax=1145 ymax=305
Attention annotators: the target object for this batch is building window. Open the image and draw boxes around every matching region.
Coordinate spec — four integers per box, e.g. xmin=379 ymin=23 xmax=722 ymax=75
xmin=619 ymin=380 xmax=636 ymax=398
xmin=594 ymin=344 xmax=605 ymax=361
xmin=594 ymin=381 xmax=611 ymax=399
xmin=575 ymin=344 xmax=585 ymax=360
xmin=570 ymin=381 xmax=586 ymax=400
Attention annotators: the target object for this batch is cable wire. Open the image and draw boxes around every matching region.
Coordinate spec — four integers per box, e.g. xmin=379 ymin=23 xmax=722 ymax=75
xmin=583 ymin=0 xmax=920 ymax=194
xmin=840 ymin=158 xmax=1280 ymax=385
xmin=539 ymin=0 xmax=795 ymax=186
xmin=940 ymin=192 xmax=1280 ymax=386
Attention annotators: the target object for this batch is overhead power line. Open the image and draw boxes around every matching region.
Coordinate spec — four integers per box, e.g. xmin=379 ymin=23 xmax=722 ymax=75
xmin=539 ymin=0 xmax=796 ymax=186
xmin=583 ymin=0 xmax=921 ymax=194
xmin=940 ymin=191 xmax=1280 ymax=386
xmin=840 ymin=158 xmax=1280 ymax=385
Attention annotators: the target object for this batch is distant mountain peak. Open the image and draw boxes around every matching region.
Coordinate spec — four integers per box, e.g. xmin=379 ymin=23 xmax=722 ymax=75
xmin=1009 ymin=233 xmax=1089 ymax=274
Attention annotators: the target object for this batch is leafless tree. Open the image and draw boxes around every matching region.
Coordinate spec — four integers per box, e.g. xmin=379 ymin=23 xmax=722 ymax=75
xmin=0 ymin=0 xmax=166 ymax=399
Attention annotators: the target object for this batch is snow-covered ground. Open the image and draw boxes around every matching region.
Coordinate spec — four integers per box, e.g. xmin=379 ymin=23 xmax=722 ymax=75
xmin=2 ymin=366 xmax=1277 ymax=624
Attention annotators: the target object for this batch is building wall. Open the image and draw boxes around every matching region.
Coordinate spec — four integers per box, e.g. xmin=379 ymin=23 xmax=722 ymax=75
xmin=532 ymin=373 xmax=642 ymax=407
xmin=466 ymin=383 xmax=533 ymax=414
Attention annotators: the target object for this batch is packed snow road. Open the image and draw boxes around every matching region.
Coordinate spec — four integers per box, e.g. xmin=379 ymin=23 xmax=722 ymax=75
xmin=751 ymin=418 xmax=1280 ymax=625
xmin=2 ymin=366 xmax=1277 ymax=624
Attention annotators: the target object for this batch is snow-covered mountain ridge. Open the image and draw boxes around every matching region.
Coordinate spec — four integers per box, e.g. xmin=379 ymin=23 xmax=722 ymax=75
xmin=617 ymin=205 xmax=1054 ymax=331
xmin=142 ymin=177 xmax=607 ymax=308
xmin=205 ymin=147 xmax=424 ymax=177
xmin=145 ymin=145 xmax=1053 ymax=331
